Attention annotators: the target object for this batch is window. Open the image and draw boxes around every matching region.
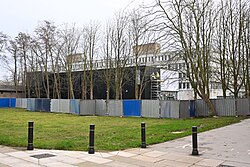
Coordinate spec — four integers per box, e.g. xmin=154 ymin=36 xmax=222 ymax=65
xmin=183 ymin=83 xmax=186 ymax=89
xmin=187 ymin=83 xmax=190 ymax=89
xmin=179 ymin=83 xmax=182 ymax=89
xmin=183 ymin=73 xmax=186 ymax=78
xmin=179 ymin=73 xmax=182 ymax=78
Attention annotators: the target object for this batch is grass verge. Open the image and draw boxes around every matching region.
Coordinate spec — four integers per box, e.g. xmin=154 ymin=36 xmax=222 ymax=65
xmin=0 ymin=108 xmax=246 ymax=151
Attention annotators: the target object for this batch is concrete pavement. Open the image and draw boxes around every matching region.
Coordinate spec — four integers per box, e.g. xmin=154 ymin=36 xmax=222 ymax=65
xmin=0 ymin=118 xmax=250 ymax=167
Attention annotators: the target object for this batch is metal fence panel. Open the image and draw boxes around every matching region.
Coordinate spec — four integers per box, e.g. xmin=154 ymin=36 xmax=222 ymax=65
xmin=80 ymin=100 xmax=95 ymax=115
xmin=35 ymin=99 xmax=43 ymax=111
xmin=236 ymin=98 xmax=250 ymax=116
xmin=108 ymin=100 xmax=123 ymax=116
xmin=123 ymin=100 xmax=141 ymax=117
xmin=42 ymin=99 xmax=51 ymax=112
xmin=70 ymin=99 xmax=80 ymax=115
xmin=0 ymin=98 xmax=10 ymax=107
xmin=16 ymin=98 xmax=22 ymax=108
xmin=95 ymin=100 xmax=107 ymax=116
xmin=196 ymin=100 xmax=210 ymax=117
xmin=21 ymin=99 xmax=27 ymax=108
xmin=59 ymin=99 xmax=70 ymax=113
xmin=160 ymin=100 xmax=179 ymax=118
xmin=214 ymin=99 xmax=236 ymax=116
xmin=51 ymin=99 xmax=60 ymax=112
xmin=179 ymin=100 xmax=190 ymax=118
xmin=27 ymin=98 xmax=35 ymax=111
xmin=141 ymin=100 xmax=160 ymax=118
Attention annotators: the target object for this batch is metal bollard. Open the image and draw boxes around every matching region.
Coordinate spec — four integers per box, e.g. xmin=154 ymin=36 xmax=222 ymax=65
xmin=192 ymin=126 xmax=199 ymax=155
xmin=88 ymin=124 xmax=95 ymax=154
xmin=141 ymin=122 xmax=146 ymax=148
xmin=27 ymin=121 xmax=34 ymax=150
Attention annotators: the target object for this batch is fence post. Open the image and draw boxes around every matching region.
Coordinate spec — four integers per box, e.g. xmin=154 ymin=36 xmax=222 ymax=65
xmin=88 ymin=124 xmax=95 ymax=154
xmin=192 ymin=126 xmax=198 ymax=155
xmin=141 ymin=122 xmax=146 ymax=148
xmin=27 ymin=121 xmax=34 ymax=150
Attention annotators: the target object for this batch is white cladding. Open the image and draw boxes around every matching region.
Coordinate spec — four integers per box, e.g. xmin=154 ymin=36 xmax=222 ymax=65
xmin=160 ymin=69 xmax=179 ymax=91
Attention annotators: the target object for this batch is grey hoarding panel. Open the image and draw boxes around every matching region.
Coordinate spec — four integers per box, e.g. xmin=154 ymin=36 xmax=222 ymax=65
xmin=51 ymin=99 xmax=60 ymax=112
xmin=236 ymin=98 xmax=250 ymax=116
xmin=80 ymin=100 xmax=95 ymax=115
xmin=160 ymin=101 xmax=179 ymax=118
xmin=27 ymin=98 xmax=35 ymax=111
xmin=214 ymin=99 xmax=235 ymax=116
xmin=59 ymin=99 xmax=70 ymax=113
xmin=179 ymin=100 xmax=190 ymax=118
xmin=95 ymin=100 xmax=106 ymax=116
xmin=21 ymin=99 xmax=27 ymax=108
xmin=141 ymin=100 xmax=160 ymax=118
xmin=108 ymin=100 xmax=123 ymax=117
xmin=196 ymin=100 xmax=210 ymax=117
xmin=16 ymin=98 xmax=22 ymax=108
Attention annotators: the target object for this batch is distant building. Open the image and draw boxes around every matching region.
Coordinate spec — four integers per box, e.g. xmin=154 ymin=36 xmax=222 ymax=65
xmin=27 ymin=43 xmax=242 ymax=100
xmin=0 ymin=85 xmax=24 ymax=98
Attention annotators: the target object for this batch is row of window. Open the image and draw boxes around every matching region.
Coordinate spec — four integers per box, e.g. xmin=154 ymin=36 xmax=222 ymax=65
xmin=179 ymin=82 xmax=191 ymax=90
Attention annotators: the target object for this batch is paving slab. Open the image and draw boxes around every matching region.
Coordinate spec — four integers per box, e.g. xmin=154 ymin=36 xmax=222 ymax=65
xmin=221 ymin=160 xmax=250 ymax=167
xmin=132 ymin=154 xmax=163 ymax=163
xmin=176 ymin=155 xmax=203 ymax=164
xmin=105 ymin=160 xmax=140 ymax=167
xmin=80 ymin=155 xmax=112 ymax=164
xmin=109 ymin=151 xmax=137 ymax=157
xmin=0 ymin=146 xmax=18 ymax=154
xmin=45 ymin=162 xmax=78 ymax=167
xmin=130 ymin=159 xmax=167 ymax=167
xmin=195 ymin=158 xmax=224 ymax=167
xmin=142 ymin=150 xmax=167 ymax=157
xmin=76 ymin=161 xmax=110 ymax=167
xmin=107 ymin=155 xmax=138 ymax=164
xmin=0 ymin=163 xmax=10 ymax=167
xmin=156 ymin=159 xmax=191 ymax=167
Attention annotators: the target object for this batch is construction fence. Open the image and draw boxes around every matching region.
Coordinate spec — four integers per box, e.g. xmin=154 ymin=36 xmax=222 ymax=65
xmin=0 ymin=98 xmax=250 ymax=118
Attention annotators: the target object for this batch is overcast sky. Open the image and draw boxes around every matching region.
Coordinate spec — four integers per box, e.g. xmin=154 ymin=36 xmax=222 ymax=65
xmin=0 ymin=0 xmax=150 ymax=37
xmin=0 ymin=0 xmax=152 ymax=80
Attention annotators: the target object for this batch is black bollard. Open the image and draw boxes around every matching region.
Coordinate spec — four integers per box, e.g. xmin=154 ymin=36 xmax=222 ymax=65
xmin=27 ymin=121 xmax=34 ymax=150
xmin=141 ymin=122 xmax=146 ymax=148
xmin=192 ymin=126 xmax=199 ymax=155
xmin=88 ymin=124 xmax=95 ymax=154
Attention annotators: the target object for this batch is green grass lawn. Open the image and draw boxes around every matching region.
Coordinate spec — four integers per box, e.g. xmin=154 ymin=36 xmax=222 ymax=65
xmin=0 ymin=108 xmax=246 ymax=151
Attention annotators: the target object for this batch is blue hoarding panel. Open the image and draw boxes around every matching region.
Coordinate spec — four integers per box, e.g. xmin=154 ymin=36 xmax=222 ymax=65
xmin=123 ymin=100 xmax=141 ymax=117
xmin=43 ymin=99 xmax=51 ymax=112
xmin=10 ymin=98 xmax=16 ymax=108
xmin=70 ymin=99 xmax=80 ymax=115
xmin=35 ymin=99 xmax=43 ymax=111
xmin=0 ymin=98 xmax=10 ymax=107
xmin=190 ymin=100 xmax=196 ymax=117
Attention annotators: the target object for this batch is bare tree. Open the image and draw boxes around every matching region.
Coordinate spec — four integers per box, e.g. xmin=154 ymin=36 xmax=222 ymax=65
xmin=7 ymin=39 xmax=19 ymax=96
xmin=154 ymin=0 xmax=217 ymax=115
xmin=128 ymin=9 xmax=159 ymax=99
xmin=0 ymin=32 xmax=7 ymax=56
xmin=83 ymin=22 xmax=99 ymax=99
xmin=15 ymin=32 xmax=31 ymax=97
xmin=111 ymin=12 xmax=131 ymax=99
xmin=242 ymin=5 xmax=250 ymax=97
xmin=58 ymin=24 xmax=82 ymax=99
xmin=101 ymin=22 xmax=114 ymax=101
xmin=34 ymin=20 xmax=56 ymax=98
